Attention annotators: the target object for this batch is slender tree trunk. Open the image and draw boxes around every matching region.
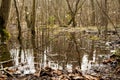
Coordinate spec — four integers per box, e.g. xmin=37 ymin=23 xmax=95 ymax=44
xmin=0 ymin=0 xmax=13 ymax=67
xmin=20 ymin=0 xmax=25 ymax=22
xmin=104 ymin=0 xmax=108 ymax=41
xmin=31 ymin=0 xmax=36 ymax=51
xmin=100 ymin=0 xmax=108 ymax=27
xmin=14 ymin=0 xmax=23 ymax=55
xmin=25 ymin=0 xmax=36 ymax=52
xmin=117 ymin=0 xmax=120 ymax=25
xmin=96 ymin=0 xmax=120 ymax=39
xmin=90 ymin=0 xmax=95 ymax=26
xmin=31 ymin=0 xmax=37 ymax=67
xmin=99 ymin=0 xmax=108 ymax=40
xmin=25 ymin=0 xmax=37 ymax=68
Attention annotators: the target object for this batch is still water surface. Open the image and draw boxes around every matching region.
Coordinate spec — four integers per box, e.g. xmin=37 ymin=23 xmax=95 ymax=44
xmin=10 ymin=49 xmax=107 ymax=74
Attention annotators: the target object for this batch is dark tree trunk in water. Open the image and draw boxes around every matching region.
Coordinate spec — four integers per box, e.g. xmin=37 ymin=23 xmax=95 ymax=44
xmin=31 ymin=0 xmax=36 ymax=62
xmin=25 ymin=0 xmax=37 ymax=68
xmin=104 ymin=0 xmax=108 ymax=41
xmin=30 ymin=0 xmax=38 ymax=68
xmin=14 ymin=0 xmax=23 ymax=56
xmin=0 ymin=0 xmax=13 ymax=67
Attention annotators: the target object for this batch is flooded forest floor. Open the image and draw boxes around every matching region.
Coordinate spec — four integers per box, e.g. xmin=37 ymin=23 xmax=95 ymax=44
xmin=0 ymin=27 xmax=120 ymax=80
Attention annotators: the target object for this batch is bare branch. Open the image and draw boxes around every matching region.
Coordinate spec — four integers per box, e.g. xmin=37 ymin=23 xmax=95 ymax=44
xmin=96 ymin=0 xmax=120 ymax=39
xmin=66 ymin=0 xmax=74 ymax=15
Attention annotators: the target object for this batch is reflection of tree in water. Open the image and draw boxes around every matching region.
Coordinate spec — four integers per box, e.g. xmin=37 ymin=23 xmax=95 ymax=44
xmin=88 ymin=40 xmax=94 ymax=61
xmin=69 ymin=32 xmax=83 ymax=69
xmin=0 ymin=44 xmax=13 ymax=67
xmin=51 ymin=32 xmax=84 ymax=69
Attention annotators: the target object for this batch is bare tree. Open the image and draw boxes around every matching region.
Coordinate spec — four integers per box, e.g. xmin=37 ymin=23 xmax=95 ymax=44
xmin=66 ymin=0 xmax=87 ymax=27
xmin=66 ymin=0 xmax=80 ymax=27
xmin=96 ymin=0 xmax=120 ymax=39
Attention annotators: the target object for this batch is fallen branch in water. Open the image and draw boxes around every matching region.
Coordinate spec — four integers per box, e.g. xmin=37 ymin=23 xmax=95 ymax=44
xmin=0 ymin=67 xmax=17 ymax=79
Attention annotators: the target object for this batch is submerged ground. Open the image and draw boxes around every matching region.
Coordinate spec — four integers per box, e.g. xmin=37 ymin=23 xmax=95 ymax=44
xmin=0 ymin=26 xmax=120 ymax=80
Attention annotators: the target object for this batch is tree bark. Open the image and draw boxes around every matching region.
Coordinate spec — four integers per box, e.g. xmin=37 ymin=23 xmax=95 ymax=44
xmin=0 ymin=0 xmax=11 ymax=42
xmin=31 ymin=0 xmax=36 ymax=50
xmin=0 ymin=0 xmax=13 ymax=67
xmin=14 ymin=0 xmax=23 ymax=55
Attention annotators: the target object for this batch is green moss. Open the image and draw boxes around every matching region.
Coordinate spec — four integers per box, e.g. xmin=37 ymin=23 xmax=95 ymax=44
xmin=0 ymin=29 xmax=10 ymax=41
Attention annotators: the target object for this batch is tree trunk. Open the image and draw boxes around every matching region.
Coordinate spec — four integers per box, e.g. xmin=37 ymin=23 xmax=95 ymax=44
xmin=0 ymin=0 xmax=11 ymax=43
xmin=68 ymin=15 xmax=76 ymax=27
xmin=96 ymin=0 xmax=120 ymax=39
xmin=90 ymin=0 xmax=95 ymax=26
xmin=66 ymin=0 xmax=80 ymax=27
xmin=104 ymin=0 xmax=108 ymax=41
xmin=31 ymin=0 xmax=36 ymax=51
xmin=0 ymin=0 xmax=13 ymax=67
xmin=25 ymin=0 xmax=37 ymax=68
xmin=14 ymin=0 xmax=23 ymax=55
xmin=99 ymin=0 xmax=108 ymax=40
xmin=100 ymin=0 xmax=108 ymax=27
xmin=31 ymin=0 xmax=37 ymax=66
xmin=117 ymin=0 xmax=120 ymax=25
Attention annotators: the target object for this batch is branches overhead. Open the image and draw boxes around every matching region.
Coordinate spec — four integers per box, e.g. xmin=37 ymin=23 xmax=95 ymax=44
xmin=66 ymin=0 xmax=74 ymax=15
xmin=66 ymin=0 xmax=86 ymax=27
